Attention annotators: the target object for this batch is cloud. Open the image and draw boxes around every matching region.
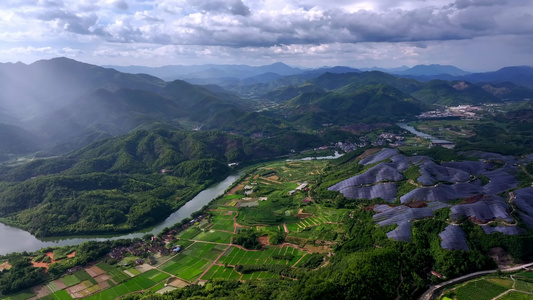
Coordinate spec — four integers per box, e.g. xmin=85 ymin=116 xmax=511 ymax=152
xmin=187 ymin=0 xmax=251 ymax=16
xmin=0 ymin=0 xmax=533 ymax=70
xmin=112 ymin=0 xmax=128 ymax=11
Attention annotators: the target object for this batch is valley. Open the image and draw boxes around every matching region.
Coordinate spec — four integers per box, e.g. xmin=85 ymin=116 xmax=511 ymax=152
xmin=0 ymin=58 xmax=533 ymax=300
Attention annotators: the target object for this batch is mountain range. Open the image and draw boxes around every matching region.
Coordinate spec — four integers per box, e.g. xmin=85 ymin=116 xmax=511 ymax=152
xmin=1 ymin=57 xmax=533 ymax=160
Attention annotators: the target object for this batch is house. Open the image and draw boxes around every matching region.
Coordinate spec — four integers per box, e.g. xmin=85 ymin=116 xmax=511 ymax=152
xmin=259 ymin=197 xmax=268 ymax=201
xmin=295 ymin=182 xmax=308 ymax=191
xmin=431 ymin=270 xmax=444 ymax=279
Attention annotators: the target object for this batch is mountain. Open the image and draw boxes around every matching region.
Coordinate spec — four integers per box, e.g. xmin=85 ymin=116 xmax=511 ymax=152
xmin=283 ymin=84 xmax=423 ymax=128
xmin=0 ymin=58 xmax=260 ymax=155
xmin=461 ymin=66 xmax=533 ymax=89
xmin=410 ymin=80 xmax=501 ymax=106
xmin=395 ymin=64 xmax=470 ymax=76
xmin=0 ymin=123 xmax=44 ymax=157
xmin=107 ymin=62 xmax=304 ymax=81
xmin=0 ymin=57 xmax=165 ymax=122
xmin=30 ymin=88 xmax=184 ymax=149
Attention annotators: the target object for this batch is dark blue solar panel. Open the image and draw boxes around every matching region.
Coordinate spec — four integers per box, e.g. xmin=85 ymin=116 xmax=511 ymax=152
xmin=336 ymin=183 xmax=398 ymax=202
xmin=386 ymin=222 xmax=412 ymax=242
xmin=359 ymin=148 xmax=399 ymax=165
xmin=450 ymin=196 xmax=512 ymax=223
xmin=481 ymin=225 xmax=521 ymax=235
xmin=400 ymin=181 xmax=483 ymax=203
xmin=373 ymin=205 xmax=434 ymax=226
xmin=440 ymin=225 xmax=469 ymax=251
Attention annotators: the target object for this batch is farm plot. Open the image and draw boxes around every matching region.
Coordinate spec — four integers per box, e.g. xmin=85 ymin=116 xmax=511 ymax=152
xmin=86 ymin=269 xmax=167 ymax=300
xmin=217 ymin=246 xmax=307 ymax=267
xmin=515 ymin=279 xmax=533 ymax=293
xmin=177 ymin=227 xmax=202 ymax=240
xmin=95 ymin=262 xmax=130 ymax=283
xmin=49 ymin=289 xmax=73 ymax=300
xmin=193 ymin=230 xmax=233 ymax=243
xmin=210 ymin=218 xmax=235 ymax=232
xmin=498 ymin=291 xmax=533 ymax=300
xmin=288 ymin=224 xmax=340 ymax=241
xmin=454 ymin=279 xmax=509 ymax=300
xmin=160 ymin=254 xmax=212 ymax=282
xmin=60 ymin=275 xmax=80 ymax=288
xmin=241 ymin=271 xmax=278 ymax=280
xmin=200 ymin=265 xmax=241 ymax=280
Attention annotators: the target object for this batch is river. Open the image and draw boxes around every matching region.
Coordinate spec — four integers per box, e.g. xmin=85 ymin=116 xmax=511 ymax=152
xmin=396 ymin=122 xmax=453 ymax=144
xmin=0 ymin=172 xmax=244 ymax=255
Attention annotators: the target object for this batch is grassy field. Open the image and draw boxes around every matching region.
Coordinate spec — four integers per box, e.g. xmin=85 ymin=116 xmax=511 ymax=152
xmin=217 ymin=246 xmax=307 ymax=267
xmin=200 ymin=265 xmax=241 ymax=280
xmin=59 ymin=275 xmax=80 ymax=288
xmin=454 ymin=279 xmax=508 ymax=300
xmin=515 ymin=279 xmax=533 ymax=293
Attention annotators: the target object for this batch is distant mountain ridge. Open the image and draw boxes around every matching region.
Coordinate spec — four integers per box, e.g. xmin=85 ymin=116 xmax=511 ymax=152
xmin=394 ymin=64 xmax=471 ymax=76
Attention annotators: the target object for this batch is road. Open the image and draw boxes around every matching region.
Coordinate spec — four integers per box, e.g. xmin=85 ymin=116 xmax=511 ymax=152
xmin=419 ymin=262 xmax=533 ymax=300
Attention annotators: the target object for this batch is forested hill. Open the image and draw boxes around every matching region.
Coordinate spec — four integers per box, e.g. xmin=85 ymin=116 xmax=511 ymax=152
xmin=0 ymin=129 xmax=319 ymax=237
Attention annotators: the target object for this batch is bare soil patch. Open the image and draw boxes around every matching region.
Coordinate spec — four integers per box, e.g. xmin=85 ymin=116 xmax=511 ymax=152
xmin=136 ymin=263 xmax=153 ymax=273
xmin=94 ymin=274 xmax=111 ymax=283
xmin=85 ymin=266 xmax=105 ymax=277
xmin=98 ymin=281 xmax=110 ymax=290
xmin=405 ymin=201 xmax=427 ymax=208
xmin=0 ymin=262 xmax=12 ymax=271
xmin=489 ymin=247 xmax=514 ymax=268
xmin=67 ymin=282 xmax=86 ymax=294
xmin=169 ymin=278 xmax=190 ymax=288
xmin=31 ymin=285 xmax=51 ymax=298
xmin=67 ymin=252 xmax=76 ymax=258
xmin=258 ymin=235 xmax=270 ymax=246
xmin=227 ymin=183 xmax=245 ymax=195
xmin=54 ymin=278 xmax=67 ymax=290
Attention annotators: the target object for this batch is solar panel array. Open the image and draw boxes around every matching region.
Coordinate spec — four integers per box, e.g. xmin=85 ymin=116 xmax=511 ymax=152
xmin=522 ymin=154 xmax=533 ymax=163
xmin=482 ymin=167 xmax=519 ymax=195
xmin=463 ymin=151 xmax=517 ymax=165
xmin=328 ymin=162 xmax=404 ymax=190
xmin=326 ymin=148 xmax=533 ymax=247
xmin=416 ymin=161 xmax=471 ymax=186
xmin=386 ymin=222 xmax=412 ymax=242
xmin=440 ymin=225 xmax=469 ymax=251
xmin=334 ymin=183 xmax=398 ymax=202
xmin=450 ymin=195 xmax=512 ymax=223
xmin=400 ymin=181 xmax=483 ymax=203
xmin=359 ymin=148 xmax=399 ymax=165
xmin=481 ymin=225 xmax=521 ymax=235
xmin=373 ymin=205 xmax=434 ymax=226
xmin=513 ymin=188 xmax=533 ymax=228
xmin=443 ymin=161 xmax=496 ymax=174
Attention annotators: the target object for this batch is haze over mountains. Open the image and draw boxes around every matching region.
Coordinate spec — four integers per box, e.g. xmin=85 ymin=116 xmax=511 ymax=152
xmin=1 ymin=57 xmax=533 ymax=160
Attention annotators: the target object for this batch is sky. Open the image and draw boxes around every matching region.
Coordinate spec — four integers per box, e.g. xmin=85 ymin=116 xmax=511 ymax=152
xmin=0 ymin=0 xmax=532 ymax=71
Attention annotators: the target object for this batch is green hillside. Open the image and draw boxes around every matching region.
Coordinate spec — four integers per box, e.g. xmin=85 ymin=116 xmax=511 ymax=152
xmin=0 ymin=129 xmax=297 ymax=237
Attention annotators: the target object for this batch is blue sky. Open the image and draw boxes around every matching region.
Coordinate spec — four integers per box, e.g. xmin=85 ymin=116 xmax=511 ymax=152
xmin=0 ymin=0 xmax=532 ymax=71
